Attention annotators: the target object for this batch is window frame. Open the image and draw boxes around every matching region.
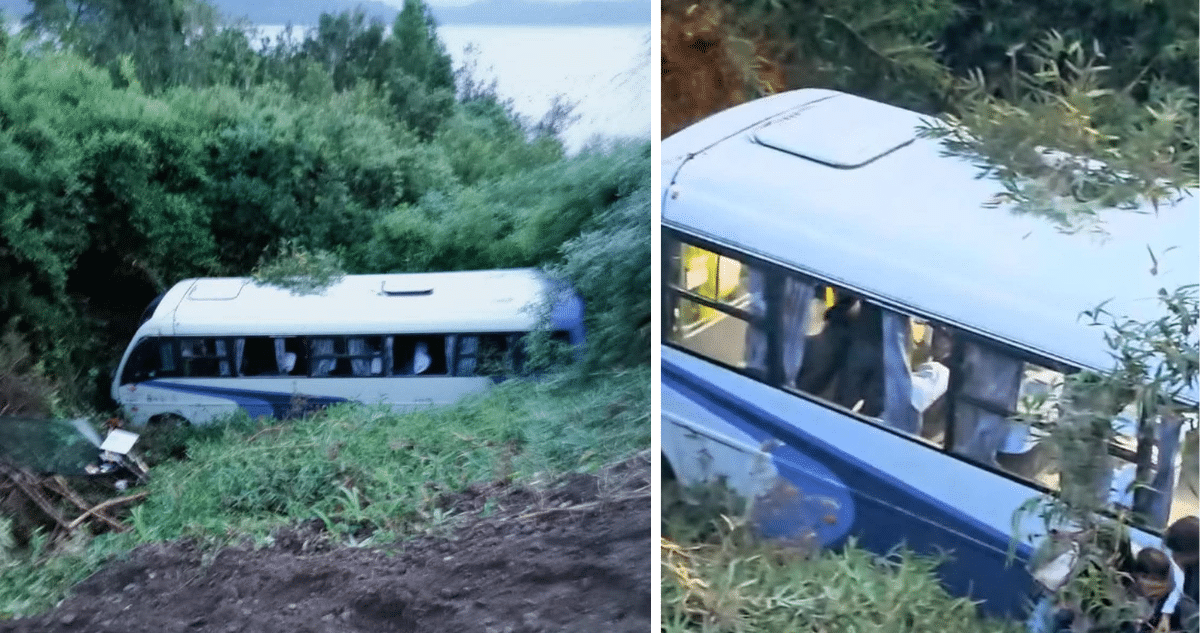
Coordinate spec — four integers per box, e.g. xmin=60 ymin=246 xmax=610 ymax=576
xmin=452 ymin=332 xmax=532 ymax=377
xmin=307 ymin=335 xmax=389 ymax=378
xmin=664 ymin=233 xmax=774 ymax=381
xmin=662 ymin=226 xmax=1183 ymax=530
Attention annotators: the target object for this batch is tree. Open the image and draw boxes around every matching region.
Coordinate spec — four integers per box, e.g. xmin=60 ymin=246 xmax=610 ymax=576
xmin=390 ymin=0 xmax=454 ymax=93
xmin=23 ymin=0 xmax=220 ymax=91
xmin=661 ymin=2 xmax=1198 ymax=629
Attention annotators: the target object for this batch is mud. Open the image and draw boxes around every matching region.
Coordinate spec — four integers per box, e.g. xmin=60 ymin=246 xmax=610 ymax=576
xmin=1 ymin=453 xmax=651 ymax=633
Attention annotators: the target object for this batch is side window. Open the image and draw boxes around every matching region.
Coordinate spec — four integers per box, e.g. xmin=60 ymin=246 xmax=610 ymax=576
xmin=120 ymin=337 xmax=181 ymax=384
xmin=946 ymin=338 xmax=1067 ymax=488
xmin=310 ymin=336 xmax=387 ymax=377
xmin=782 ymin=282 xmax=929 ymax=435
xmin=240 ymin=337 xmax=278 ymax=376
xmin=790 ymin=286 xmax=887 ymax=416
xmin=909 ymin=321 xmax=955 ymax=445
xmin=239 ymin=337 xmax=309 ymax=377
xmin=392 ymin=335 xmax=448 ymax=376
xmin=453 ymin=334 xmax=515 ymax=376
xmin=1108 ymin=405 xmax=1194 ymax=528
xmin=665 ymin=236 xmax=766 ymax=373
xmin=179 ymin=338 xmax=235 ymax=377
xmin=1170 ymin=415 xmax=1198 ymax=525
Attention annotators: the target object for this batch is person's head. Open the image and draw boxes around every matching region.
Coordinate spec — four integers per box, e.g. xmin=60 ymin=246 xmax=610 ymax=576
xmin=1134 ymin=547 xmax=1174 ymax=599
xmin=1165 ymin=515 xmax=1199 ymax=566
xmin=929 ymin=327 xmax=954 ymax=363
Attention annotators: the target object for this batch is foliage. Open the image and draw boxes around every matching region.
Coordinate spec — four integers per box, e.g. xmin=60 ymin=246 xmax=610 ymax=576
xmin=1014 ymin=284 xmax=1197 ymax=631
xmin=661 ymin=0 xmax=955 ymax=137
xmin=251 ymin=240 xmax=345 ymax=296
xmin=360 ymin=141 xmax=651 ymax=369
xmin=663 ymin=2 xmax=1197 ymax=630
xmin=0 ymin=330 xmax=57 ymax=418
xmin=0 ymin=2 xmax=647 ymax=408
xmin=0 ymin=368 xmax=649 ymax=618
xmin=921 ymin=31 xmax=1198 ymax=232
xmin=553 ymin=146 xmax=652 ymax=370
xmin=22 ymin=0 xmax=221 ymax=91
xmin=662 ymin=0 xmax=1197 ymax=224
xmin=661 ymin=481 xmax=1021 ymax=633
xmin=939 ymin=0 xmax=1199 ymax=109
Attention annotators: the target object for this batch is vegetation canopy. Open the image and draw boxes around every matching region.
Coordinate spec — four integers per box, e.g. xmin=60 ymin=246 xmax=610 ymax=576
xmin=661 ymin=1 xmax=1197 ymax=630
xmin=0 ymin=0 xmax=649 ymax=410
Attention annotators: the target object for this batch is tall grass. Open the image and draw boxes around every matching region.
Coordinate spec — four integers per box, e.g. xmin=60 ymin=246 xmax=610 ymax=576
xmin=661 ymin=481 xmax=1024 ymax=633
xmin=0 ymin=368 xmax=649 ymax=619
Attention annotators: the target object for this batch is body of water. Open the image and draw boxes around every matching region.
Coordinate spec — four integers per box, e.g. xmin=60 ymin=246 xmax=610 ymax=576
xmin=257 ymin=24 xmax=650 ymax=153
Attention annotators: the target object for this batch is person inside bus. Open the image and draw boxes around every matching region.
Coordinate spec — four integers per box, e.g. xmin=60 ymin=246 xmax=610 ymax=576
xmin=1164 ymin=516 xmax=1199 ymax=630
xmin=795 ymin=293 xmax=857 ymax=398
xmin=832 ymin=299 xmax=884 ymax=417
xmin=1132 ymin=547 xmax=1179 ymax=633
xmin=413 ymin=340 xmax=432 ymax=375
xmin=910 ymin=326 xmax=951 ymax=414
xmin=796 ymin=294 xmax=883 ymax=411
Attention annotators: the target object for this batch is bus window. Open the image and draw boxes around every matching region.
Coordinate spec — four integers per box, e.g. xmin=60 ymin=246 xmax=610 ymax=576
xmin=119 ymin=337 xmax=182 ymax=384
xmin=347 ymin=336 xmax=386 ymax=376
xmin=394 ymin=335 xmax=449 ymax=376
xmin=453 ymin=334 xmax=519 ymax=376
xmin=477 ymin=334 xmax=512 ymax=375
xmin=782 ymin=280 xmax=933 ymax=435
xmin=179 ymin=338 xmax=235 ymax=377
xmin=310 ymin=338 xmax=341 ymax=377
xmin=310 ymin=336 xmax=387 ymax=377
xmin=666 ymin=237 xmax=766 ymax=374
xmin=945 ymin=340 xmax=1065 ymax=483
xmin=278 ymin=337 xmax=307 ymax=376
xmin=241 ymin=337 xmax=278 ymax=376
xmin=1171 ymin=418 xmax=1198 ymax=525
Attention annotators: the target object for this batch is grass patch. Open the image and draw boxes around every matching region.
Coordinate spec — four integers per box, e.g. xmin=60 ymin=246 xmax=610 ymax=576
xmin=661 ymin=481 xmax=1024 ymax=633
xmin=0 ymin=367 xmax=649 ymax=619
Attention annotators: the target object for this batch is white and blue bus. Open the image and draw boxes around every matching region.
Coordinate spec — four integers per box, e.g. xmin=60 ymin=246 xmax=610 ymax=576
xmin=113 ymin=268 xmax=584 ymax=427
xmin=661 ymin=89 xmax=1198 ymax=619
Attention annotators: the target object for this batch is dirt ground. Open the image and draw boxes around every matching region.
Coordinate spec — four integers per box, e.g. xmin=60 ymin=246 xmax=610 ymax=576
xmin=1 ymin=453 xmax=651 ymax=633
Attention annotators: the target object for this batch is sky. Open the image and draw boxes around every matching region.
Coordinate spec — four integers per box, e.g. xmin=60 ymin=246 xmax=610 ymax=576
xmin=380 ymin=0 xmax=631 ymax=5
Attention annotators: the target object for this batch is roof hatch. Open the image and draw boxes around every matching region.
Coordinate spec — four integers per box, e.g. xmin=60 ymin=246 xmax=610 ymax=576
xmin=381 ymin=279 xmax=433 ymax=296
xmin=752 ymin=94 xmax=919 ymax=168
xmin=188 ymin=279 xmax=247 ymax=301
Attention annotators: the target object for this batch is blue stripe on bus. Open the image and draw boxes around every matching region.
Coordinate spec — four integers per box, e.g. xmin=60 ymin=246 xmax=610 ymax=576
xmin=144 ymin=381 xmax=347 ymax=420
xmin=663 ymin=359 xmax=1038 ymax=617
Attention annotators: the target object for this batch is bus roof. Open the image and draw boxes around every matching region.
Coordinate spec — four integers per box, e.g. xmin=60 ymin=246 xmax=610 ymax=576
xmin=663 ymin=90 xmax=1199 ymax=402
xmin=145 ymin=268 xmax=570 ymax=337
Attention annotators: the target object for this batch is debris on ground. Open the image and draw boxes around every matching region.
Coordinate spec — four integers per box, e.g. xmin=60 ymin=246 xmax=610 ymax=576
xmin=0 ymin=451 xmax=651 ymax=633
xmin=1 ymin=422 xmax=147 ymax=545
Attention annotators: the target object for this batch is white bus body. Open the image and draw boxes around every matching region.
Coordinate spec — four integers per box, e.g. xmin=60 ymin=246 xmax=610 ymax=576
xmin=113 ymin=268 xmax=585 ymax=427
xmin=662 ymin=89 xmax=1198 ymax=618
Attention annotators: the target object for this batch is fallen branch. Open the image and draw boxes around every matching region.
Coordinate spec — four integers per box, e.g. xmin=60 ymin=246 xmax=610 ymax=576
xmin=46 ymin=476 xmax=126 ymax=532
xmin=67 ymin=491 xmax=150 ymax=531
xmin=0 ymin=462 xmax=70 ymax=531
xmin=516 ymin=490 xmax=651 ymax=520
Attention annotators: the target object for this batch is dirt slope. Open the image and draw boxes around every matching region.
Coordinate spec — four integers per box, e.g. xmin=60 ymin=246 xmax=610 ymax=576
xmin=1 ymin=454 xmax=651 ymax=633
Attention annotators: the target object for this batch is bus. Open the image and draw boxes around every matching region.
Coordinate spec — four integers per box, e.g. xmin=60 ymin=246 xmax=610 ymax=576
xmin=113 ymin=268 xmax=584 ymax=427
xmin=660 ymin=88 xmax=1199 ymax=619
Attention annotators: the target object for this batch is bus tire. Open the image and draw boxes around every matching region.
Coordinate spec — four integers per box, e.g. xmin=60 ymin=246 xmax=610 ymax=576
xmin=148 ymin=413 xmax=189 ymax=429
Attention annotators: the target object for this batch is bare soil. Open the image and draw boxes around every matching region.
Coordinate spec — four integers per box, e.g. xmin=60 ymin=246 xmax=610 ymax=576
xmin=1 ymin=453 xmax=651 ymax=633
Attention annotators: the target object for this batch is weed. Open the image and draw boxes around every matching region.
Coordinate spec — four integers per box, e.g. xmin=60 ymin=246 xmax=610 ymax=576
xmin=661 ymin=479 xmax=1023 ymax=633
xmin=0 ymin=367 xmax=649 ymax=619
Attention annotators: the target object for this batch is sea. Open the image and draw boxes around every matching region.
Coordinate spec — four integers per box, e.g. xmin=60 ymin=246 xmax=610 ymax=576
xmin=257 ymin=24 xmax=651 ymax=154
